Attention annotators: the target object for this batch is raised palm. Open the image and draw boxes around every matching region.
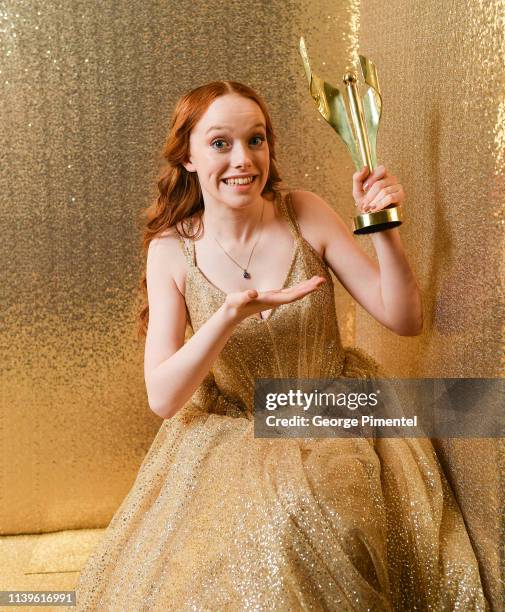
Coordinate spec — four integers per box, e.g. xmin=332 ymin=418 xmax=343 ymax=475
xmin=224 ymin=276 xmax=327 ymax=322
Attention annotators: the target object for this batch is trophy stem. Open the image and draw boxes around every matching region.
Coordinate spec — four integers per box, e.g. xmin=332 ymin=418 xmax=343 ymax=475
xmin=344 ymin=75 xmax=373 ymax=172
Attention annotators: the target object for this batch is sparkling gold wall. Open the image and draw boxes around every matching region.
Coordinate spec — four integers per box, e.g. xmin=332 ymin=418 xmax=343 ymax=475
xmin=356 ymin=1 xmax=505 ymax=378
xmin=1 ymin=0 xmax=363 ymax=537
xmin=1 ymin=1 xmax=503 ymax=605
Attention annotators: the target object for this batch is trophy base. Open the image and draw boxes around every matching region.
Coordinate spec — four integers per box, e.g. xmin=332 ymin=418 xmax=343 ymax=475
xmin=353 ymin=204 xmax=403 ymax=235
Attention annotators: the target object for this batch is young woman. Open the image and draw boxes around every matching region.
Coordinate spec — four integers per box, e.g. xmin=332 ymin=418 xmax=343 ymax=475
xmin=74 ymin=81 xmax=488 ymax=611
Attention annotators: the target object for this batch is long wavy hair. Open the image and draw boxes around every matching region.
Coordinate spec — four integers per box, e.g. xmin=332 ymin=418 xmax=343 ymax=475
xmin=136 ymin=80 xmax=286 ymax=339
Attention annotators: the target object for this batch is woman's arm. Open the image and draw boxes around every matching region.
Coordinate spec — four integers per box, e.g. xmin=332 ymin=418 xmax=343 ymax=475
xmin=146 ymin=299 xmax=240 ymax=420
xmin=291 ymin=181 xmax=423 ymax=336
xmin=368 ymin=226 xmax=423 ymax=336
xmin=144 ymin=236 xmax=239 ymax=419
xmin=355 ymin=164 xmax=423 ymax=336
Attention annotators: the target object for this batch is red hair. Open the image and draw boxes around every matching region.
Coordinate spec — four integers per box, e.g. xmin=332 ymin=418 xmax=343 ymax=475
xmin=136 ymin=80 xmax=286 ymax=338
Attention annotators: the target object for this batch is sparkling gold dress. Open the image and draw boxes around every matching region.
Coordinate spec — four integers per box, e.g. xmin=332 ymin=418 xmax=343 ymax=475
xmin=74 ymin=191 xmax=489 ymax=611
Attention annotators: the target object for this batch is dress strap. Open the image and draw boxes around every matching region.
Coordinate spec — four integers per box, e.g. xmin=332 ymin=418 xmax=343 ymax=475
xmin=280 ymin=191 xmax=302 ymax=239
xmin=175 ymin=221 xmax=196 ymax=268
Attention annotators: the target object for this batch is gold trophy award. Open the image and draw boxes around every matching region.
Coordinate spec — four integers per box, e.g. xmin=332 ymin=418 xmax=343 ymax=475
xmin=299 ymin=37 xmax=403 ymax=235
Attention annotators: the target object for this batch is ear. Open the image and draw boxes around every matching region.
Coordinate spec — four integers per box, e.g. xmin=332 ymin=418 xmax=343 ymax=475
xmin=182 ymin=157 xmax=196 ymax=173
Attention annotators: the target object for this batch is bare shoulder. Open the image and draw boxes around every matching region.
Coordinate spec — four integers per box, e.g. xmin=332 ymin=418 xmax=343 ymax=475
xmin=290 ymin=189 xmax=347 ymax=226
xmin=147 ymin=225 xmax=187 ymax=297
xmin=289 ymin=189 xmax=350 ymax=256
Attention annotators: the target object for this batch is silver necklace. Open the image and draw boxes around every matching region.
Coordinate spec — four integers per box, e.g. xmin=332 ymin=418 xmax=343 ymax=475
xmin=213 ymin=200 xmax=265 ymax=279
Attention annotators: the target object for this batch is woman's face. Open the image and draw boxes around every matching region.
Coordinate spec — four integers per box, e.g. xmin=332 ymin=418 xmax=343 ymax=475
xmin=182 ymin=93 xmax=270 ymax=206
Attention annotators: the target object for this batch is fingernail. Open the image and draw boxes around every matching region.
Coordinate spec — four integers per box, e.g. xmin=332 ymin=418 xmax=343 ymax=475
xmin=363 ymin=182 xmax=369 ymax=191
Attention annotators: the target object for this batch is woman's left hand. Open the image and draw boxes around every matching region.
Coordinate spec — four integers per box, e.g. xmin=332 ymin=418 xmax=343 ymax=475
xmin=352 ymin=164 xmax=406 ymax=213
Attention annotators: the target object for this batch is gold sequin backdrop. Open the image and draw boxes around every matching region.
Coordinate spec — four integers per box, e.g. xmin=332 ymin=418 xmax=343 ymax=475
xmin=1 ymin=0 xmax=503 ymax=605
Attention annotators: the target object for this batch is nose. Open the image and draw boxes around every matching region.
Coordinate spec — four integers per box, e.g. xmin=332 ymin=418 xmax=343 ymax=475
xmin=230 ymin=140 xmax=253 ymax=169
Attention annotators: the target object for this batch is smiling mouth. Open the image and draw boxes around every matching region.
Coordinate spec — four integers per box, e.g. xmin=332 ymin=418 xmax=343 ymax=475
xmin=221 ymin=176 xmax=258 ymax=186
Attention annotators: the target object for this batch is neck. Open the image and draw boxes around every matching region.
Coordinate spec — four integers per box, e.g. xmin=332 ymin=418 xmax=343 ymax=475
xmin=201 ymin=194 xmax=271 ymax=245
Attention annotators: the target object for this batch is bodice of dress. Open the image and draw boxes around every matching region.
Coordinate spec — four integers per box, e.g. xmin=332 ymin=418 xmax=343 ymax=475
xmin=176 ymin=190 xmax=381 ymax=419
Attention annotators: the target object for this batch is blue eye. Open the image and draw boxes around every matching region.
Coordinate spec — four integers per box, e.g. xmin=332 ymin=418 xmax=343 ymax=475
xmin=211 ymin=135 xmax=266 ymax=150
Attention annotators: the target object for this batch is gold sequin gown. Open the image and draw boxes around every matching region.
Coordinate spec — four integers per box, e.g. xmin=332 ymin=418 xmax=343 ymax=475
xmin=74 ymin=191 xmax=489 ymax=611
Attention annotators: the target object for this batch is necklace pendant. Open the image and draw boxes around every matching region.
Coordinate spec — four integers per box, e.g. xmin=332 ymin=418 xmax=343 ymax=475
xmin=243 ymin=270 xmax=251 ymax=279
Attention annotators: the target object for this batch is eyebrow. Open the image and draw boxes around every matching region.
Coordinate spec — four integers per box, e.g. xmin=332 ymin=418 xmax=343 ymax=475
xmin=206 ymin=122 xmax=266 ymax=134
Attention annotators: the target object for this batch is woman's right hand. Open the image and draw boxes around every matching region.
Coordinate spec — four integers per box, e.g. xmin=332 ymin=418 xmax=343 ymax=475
xmin=222 ymin=275 xmax=327 ymax=323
